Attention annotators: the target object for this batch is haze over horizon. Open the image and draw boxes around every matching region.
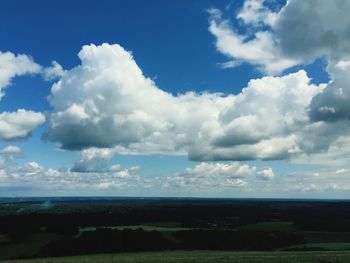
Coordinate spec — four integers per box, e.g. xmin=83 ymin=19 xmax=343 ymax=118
xmin=0 ymin=0 xmax=349 ymax=199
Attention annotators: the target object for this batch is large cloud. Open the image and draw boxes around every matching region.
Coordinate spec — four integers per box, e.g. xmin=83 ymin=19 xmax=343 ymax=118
xmin=189 ymin=70 xmax=323 ymax=161
xmin=46 ymin=43 xmax=232 ymax=153
xmin=46 ymin=43 xmax=325 ymax=162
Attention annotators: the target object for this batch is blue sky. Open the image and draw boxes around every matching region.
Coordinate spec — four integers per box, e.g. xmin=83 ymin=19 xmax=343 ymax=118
xmin=0 ymin=0 xmax=349 ymax=198
xmin=1 ymin=0 xmax=258 ymax=93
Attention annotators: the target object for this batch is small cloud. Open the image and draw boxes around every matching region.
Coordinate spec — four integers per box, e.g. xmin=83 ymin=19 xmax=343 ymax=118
xmin=287 ymin=171 xmax=320 ymax=178
xmin=257 ymin=167 xmax=274 ymax=180
xmin=318 ymin=106 xmax=336 ymax=114
xmin=0 ymin=145 xmax=22 ymax=157
xmin=0 ymin=109 xmax=45 ymax=140
xmin=110 ymin=164 xmax=122 ymax=172
xmin=129 ymin=166 xmax=140 ymax=173
xmin=0 ymin=50 xmax=41 ymax=100
xmin=218 ymin=60 xmax=242 ymax=69
xmin=25 ymin=161 xmax=42 ymax=171
xmin=43 ymin=61 xmax=66 ymax=81
xmin=335 ymin=168 xmax=346 ymax=174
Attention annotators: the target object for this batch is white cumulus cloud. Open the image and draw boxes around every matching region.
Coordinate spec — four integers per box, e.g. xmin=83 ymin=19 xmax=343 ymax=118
xmin=46 ymin=43 xmax=327 ymax=162
xmin=0 ymin=109 xmax=45 ymax=140
xmin=257 ymin=167 xmax=274 ymax=180
xmin=43 ymin=61 xmax=66 ymax=81
xmin=208 ymin=7 xmax=299 ymax=74
xmin=0 ymin=50 xmax=45 ymax=141
xmin=0 ymin=145 xmax=22 ymax=156
xmin=0 ymin=51 xmax=41 ymax=100
xmin=46 ymin=43 xmax=232 ymax=155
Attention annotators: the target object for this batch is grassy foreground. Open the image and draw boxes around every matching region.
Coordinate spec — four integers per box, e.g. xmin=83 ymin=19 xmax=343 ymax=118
xmin=1 ymin=251 xmax=350 ymax=263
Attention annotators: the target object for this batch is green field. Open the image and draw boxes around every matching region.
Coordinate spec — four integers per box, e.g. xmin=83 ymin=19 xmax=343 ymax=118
xmin=237 ymin=221 xmax=296 ymax=232
xmin=1 ymin=251 xmax=350 ymax=263
xmin=287 ymin=242 xmax=350 ymax=251
xmin=0 ymin=233 xmax=60 ymax=259
xmin=299 ymin=231 xmax=350 ymax=243
xmin=79 ymin=225 xmax=192 ymax=233
xmin=0 ymin=233 xmax=9 ymax=243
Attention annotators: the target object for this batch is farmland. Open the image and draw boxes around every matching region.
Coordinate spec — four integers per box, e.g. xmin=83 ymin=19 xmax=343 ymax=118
xmin=1 ymin=198 xmax=350 ymax=261
xmin=1 ymin=251 xmax=350 ymax=263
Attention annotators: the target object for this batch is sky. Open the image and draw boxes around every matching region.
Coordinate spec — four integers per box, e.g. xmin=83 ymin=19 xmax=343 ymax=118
xmin=0 ymin=0 xmax=349 ymax=198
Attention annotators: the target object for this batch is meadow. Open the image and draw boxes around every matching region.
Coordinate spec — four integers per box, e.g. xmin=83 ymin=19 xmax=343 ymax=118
xmin=1 ymin=251 xmax=350 ymax=263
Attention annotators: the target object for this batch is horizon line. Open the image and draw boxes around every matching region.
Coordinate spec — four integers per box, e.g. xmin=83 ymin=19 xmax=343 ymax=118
xmin=1 ymin=195 xmax=349 ymax=201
